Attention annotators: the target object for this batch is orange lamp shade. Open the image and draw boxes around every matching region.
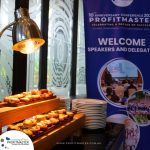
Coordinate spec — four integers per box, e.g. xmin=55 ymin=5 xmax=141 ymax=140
xmin=12 ymin=38 xmax=45 ymax=54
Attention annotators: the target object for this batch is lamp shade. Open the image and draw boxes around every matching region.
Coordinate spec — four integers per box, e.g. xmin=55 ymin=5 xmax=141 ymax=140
xmin=12 ymin=8 xmax=45 ymax=54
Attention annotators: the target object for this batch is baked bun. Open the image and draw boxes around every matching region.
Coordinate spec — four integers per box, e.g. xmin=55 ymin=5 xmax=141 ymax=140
xmin=35 ymin=115 xmax=46 ymax=121
xmin=36 ymin=122 xmax=47 ymax=130
xmin=16 ymin=123 xmax=23 ymax=128
xmin=22 ymin=129 xmax=33 ymax=136
xmin=4 ymin=96 xmax=13 ymax=102
xmin=31 ymin=90 xmax=41 ymax=95
xmin=42 ymin=120 xmax=52 ymax=126
xmin=31 ymin=95 xmax=41 ymax=101
xmin=49 ymin=118 xmax=59 ymax=124
xmin=40 ymin=89 xmax=49 ymax=94
xmin=23 ymin=119 xmax=37 ymax=127
xmin=8 ymin=97 xmax=20 ymax=104
xmin=24 ymin=95 xmax=34 ymax=102
xmin=13 ymin=94 xmax=24 ymax=98
xmin=22 ymin=92 xmax=32 ymax=96
xmin=41 ymin=91 xmax=53 ymax=99
xmin=8 ymin=124 xmax=20 ymax=131
xmin=30 ymin=126 xmax=40 ymax=134
xmin=59 ymin=114 xmax=68 ymax=121
xmin=47 ymin=112 xmax=59 ymax=118
xmin=66 ymin=112 xmax=74 ymax=117
xmin=20 ymin=97 xmax=30 ymax=103
xmin=57 ymin=109 xmax=66 ymax=114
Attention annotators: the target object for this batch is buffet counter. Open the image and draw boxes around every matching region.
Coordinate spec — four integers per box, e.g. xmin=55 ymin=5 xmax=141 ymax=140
xmin=0 ymin=97 xmax=85 ymax=150
xmin=0 ymin=92 xmax=124 ymax=150
xmin=52 ymin=122 xmax=125 ymax=150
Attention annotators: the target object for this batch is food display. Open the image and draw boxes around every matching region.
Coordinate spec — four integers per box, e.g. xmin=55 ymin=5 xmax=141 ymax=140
xmin=2 ymin=89 xmax=56 ymax=107
xmin=7 ymin=109 xmax=75 ymax=140
xmin=0 ymin=90 xmax=85 ymax=150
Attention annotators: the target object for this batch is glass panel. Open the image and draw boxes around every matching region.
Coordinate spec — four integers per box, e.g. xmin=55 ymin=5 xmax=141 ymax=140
xmin=47 ymin=0 xmax=74 ymax=96
xmin=0 ymin=0 xmax=15 ymax=100
xmin=76 ymin=0 xmax=86 ymax=96
xmin=26 ymin=0 xmax=41 ymax=91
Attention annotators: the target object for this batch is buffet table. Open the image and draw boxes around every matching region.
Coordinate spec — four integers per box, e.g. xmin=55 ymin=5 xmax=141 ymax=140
xmin=0 ymin=94 xmax=125 ymax=150
xmin=0 ymin=98 xmax=86 ymax=150
xmin=52 ymin=122 xmax=125 ymax=150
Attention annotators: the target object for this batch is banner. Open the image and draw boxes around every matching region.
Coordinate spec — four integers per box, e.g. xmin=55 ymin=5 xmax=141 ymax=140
xmin=83 ymin=0 xmax=150 ymax=149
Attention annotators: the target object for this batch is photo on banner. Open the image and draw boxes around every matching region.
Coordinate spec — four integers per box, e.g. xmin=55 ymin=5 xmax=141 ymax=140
xmin=98 ymin=58 xmax=143 ymax=107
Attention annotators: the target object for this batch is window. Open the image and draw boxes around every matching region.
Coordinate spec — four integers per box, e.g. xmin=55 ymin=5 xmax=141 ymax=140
xmin=47 ymin=0 xmax=74 ymax=96
xmin=0 ymin=0 xmax=15 ymax=100
xmin=0 ymin=0 xmax=86 ymax=98
xmin=76 ymin=0 xmax=86 ymax=96
xmin=26 ymin=0 xmax=41 ymax=91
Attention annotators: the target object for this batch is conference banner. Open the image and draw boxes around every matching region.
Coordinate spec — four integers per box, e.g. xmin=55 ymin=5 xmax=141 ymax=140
xmin=83 ymin=0 xmax=150 ymax=149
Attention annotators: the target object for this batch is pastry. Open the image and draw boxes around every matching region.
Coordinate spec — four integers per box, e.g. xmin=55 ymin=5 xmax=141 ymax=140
xmin=41 ymin=93 xmax=50 ymax=99
xmin=41 ymin=91 xmax=53 ymax=99
xmin=42 ymin=120 xmax=52 ymax=127
xmin=47 ymin=112 xmax=59 ymax=118
xmin=51 ymin=110 xmax=59 ymax=114
xmin=22 ymin=129 xmax=33 ymax=136
xmin=22 ymin=91 xmax=32 ymax=96
xmin=8 ymin=97 xmax=20 ymax=104
xmin=36 ymin=122 xmax=47 ymax=130
xmin=66 ymin=112 xmax=74 ymax=118
xmin=59 ymin=114 xmax=68 ymax=121
xmin=13 ymin=94 xmax=24 ymax=98
xmin=57 ymin=109 xmax=66 ymax=114
xmin=31 ymin=95 xmax=41 ymax=101
xmin=40 ymin=89 xmax=49 ymax=94
xmin=4 ymin=96 xmax=14 ymax=102
xmin=8 ymin=124 xmax=20 ymax=130
xmin=30 ymin=126 xmax=40 ymax=134
xmin=35 ymin=115 xmax=46 ymax=121
xmin=20 ymin=97 xmax=31 ymax=103
xmin=49 ymin=118 xmax=59 ymax=124
xmin=23 ymin=119 xmax=37 ymax=127
xmin=24 ymin=95 xmax=34 ymax=102
xmin=31 ymin=90 xmax=41 ymax=95
xmin=16 ymin=123 xmax=23 ymax=127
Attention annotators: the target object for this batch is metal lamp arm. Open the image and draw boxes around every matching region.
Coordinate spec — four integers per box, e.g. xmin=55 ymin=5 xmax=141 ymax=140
xmin=0 ymin=21 xmax=16 ymax=37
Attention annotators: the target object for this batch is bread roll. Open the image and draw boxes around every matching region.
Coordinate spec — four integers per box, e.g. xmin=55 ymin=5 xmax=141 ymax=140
xmin=35 ymin=115 xmax=46 ymax=121
xmin=23 ymin=119 xmax=37 ymax=127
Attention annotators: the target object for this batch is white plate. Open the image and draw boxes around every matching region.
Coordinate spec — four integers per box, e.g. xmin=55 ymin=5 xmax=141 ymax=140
xmin=77 ymin=110 xmax=106 ymax=115
xmin=85 ymin=120 xmax=105 ymax=124
xmin=84 ymin=124 xmax=106 ymax=129
xmin=72 ymin=99 xmax=107 ymax=105
xmin=106 ymin=114 xmax=128 ymax=124
xmin=76 ymin=106 xmax=107 ymax=111
xmin=85 ymin=117 xmax=106 ymax=120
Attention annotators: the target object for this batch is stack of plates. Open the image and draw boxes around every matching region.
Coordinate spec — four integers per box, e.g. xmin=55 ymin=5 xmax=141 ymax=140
xmin=72 ymin=99 xmax=107 ymax=129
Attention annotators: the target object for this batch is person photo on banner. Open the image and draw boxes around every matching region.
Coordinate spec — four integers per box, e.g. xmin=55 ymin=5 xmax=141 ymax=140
xmin=126 ymin=80 xmax=137 ymax=97
xmin=104 ymin=68 xmax=113 ymax=86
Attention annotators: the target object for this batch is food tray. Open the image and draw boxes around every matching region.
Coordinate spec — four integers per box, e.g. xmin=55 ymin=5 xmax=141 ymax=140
xmin=33 ymin=113 xmax=85 ymax=150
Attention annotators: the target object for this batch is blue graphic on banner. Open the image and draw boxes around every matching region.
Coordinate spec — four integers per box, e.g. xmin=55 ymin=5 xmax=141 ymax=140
xmin=83 ymin=0 xmax=150 ymax=149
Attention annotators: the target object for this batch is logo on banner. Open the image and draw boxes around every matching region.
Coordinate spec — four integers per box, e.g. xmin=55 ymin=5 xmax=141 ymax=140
xmin=0 ymin=130 xmax=34 ymax=150
xmin=111 ymin=0 xmax=134 ymax=7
